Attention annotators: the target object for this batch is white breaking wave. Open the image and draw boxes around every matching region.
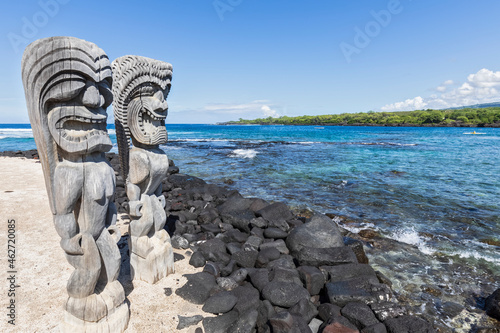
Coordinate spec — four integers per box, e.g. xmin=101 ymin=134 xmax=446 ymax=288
xmin=448 ymin=249 xmax=500 ymax=264
xmin=229 ymin=149 xmax=258 ymax=159
xmin=291 ymin=141 xmax=322 ymax=145
xmin=0 ymin=128 xmax=33 ymax=138
xmin=170 ymin=138 xmax=230 ymax=143
xmin=390 ymin=227 xmax=435 ymax=255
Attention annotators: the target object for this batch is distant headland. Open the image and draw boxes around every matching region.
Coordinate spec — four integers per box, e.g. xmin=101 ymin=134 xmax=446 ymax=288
xmin=219 ymin=103 xmax=500 ymax=127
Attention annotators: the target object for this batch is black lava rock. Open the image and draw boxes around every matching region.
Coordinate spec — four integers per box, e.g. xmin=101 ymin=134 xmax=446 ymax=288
xmin=344 ymin=237 xmax=369 ymax=264
xmin=202 ymin=310 xmax=239 ymax=333
xmin=256 ymin=202 xmax=293 ymax=221
xmin=189 ymin=251 xmax=206 ymax=268
xmin=324 ymin=263 xmax=379 ymax=283
xmin=289 ymin=298 xmax=319 ymax=323
xmin=176 ymin=315 xmax=203 ymax=330
xmin=221 ymin=210 xmax=255 ymax=233
xmin=361 ymin=323 xmax=388 ymax=333
xmin=228 ymin=309 xmax=259 ymax=333
xmin=202 ymin=291 xmax=238 ymax=314
xmin=171 ymin=235 xmax=189 ymax=249
xmin=293 ymin=246 xmax=358 ymax=266
xmin=297 ymin=265 xmax=325 ymax=296
xmin=384 ymin=315 xmax=435 ymax=333
xmin=256 ymin=247 xmax=281 ymax=267
xmin=232 ymin=283 xmax=261 ymax=315
xmin=341 ymin=301 xmax=380 ymax=329
xmin=262 ymin=281 xmax=310 ymax=308
xmin=216 ymin=277 xmax=239 ymax=291
xmin=264 ymin=227 xmax=289 ymax=239
xmin=247 ymin=268 xmax=270 ymax=292
xmin=286 ymin=214 xmax=344 ymax=254
xmin=175 ymin=272 xmax=216 ymax=304
xmin=318 ymin=303 xmax=342 ymax=321
xmin=485 ymin=288 xmax=500 ymax=320
xmin=232 ymin=249 xmax=258 ymax=268
xmin=326 ymin=276 xmax=391 ymax=307
xmin=259 ymin=239 xmax=290 ymax=254
xmin=369 ymin=302 xmax=406 ymax=322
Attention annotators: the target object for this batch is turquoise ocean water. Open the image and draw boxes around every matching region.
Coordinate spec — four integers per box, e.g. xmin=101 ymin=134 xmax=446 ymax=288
xmin=1 ymin=123 xmax=499 ymax=325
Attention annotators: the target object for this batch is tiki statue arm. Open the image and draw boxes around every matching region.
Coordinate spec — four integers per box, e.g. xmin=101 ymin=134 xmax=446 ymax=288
xmin=53 ymin=164 xmax=84 ymax=255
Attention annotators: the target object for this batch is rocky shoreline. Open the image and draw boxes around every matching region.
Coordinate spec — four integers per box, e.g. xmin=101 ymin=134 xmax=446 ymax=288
xmin=2 ymin=149 xmax=500 ymax=332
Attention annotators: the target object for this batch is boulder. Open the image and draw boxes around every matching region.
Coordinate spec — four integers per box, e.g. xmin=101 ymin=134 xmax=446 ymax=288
xmin=256 ymin=247 xmax=281 ymax=267
xmin=323 ymin=264 xmax=379 ymax=283
xmin=369 ymin=302 xmax=406 ymax=322
xmin=269 ymin=266 xmax=302 ymax=285
xmin=260 ymin=239 xmax=290 ymax=254
xmin=286 ymin=214 xmax=344 ymax=254
xmin=216 ymin=277 xmax=239 ymax=291
xmin=202 ymin=291 xmax=238 ymax=314
xmin=232 ymin=283 xmax=261 ymax=315
xmin=232 ymin=249 xmax=259 ymax=268
xmin=344 ymin=237 xmax=369 ymax=264
xmin=221 ymin=210 xmax=255 ymax=233
xmin=171 ymin=235 xmax=189 ymax=249
xmin=176 ymin=315 xmax=203 ymax=330
xmin=198 ymin=239 xmax=231 ymax=265
xmin=247 ymin=268 xmax=270 ymax=292
xmin=256 ymin=202 xmax=294 ymax=223
xmin=217 ymin=196 xmax=253 ymax=214
xmin=297 ymin=266 xmax=326 ymax=296
xmin=485 ymin=288 xmax=500 ymax=320
xmin=341 ymin=302 xmax=380 ymax=329
xmin=264 ymin=227 xmax=289 ymax=239
xmin=189 ymin=251 xmax=206 ymax=268
xmin=361 ymin=323 xmax=387 ymax=333
xmin=384 ymin=315 xmax=435 ymax=333
xmin=228 ymin=309 xmax=259 ymax=333
xmin=318 ymin=303 xmax=342 ymax=321
xmin=289 ymin=298 xmax=319 ymax=323
xmin=262 ymin=281 xmax=310 ymax=308
xmin=268 ymin=311 xmax=312 ymax=333
xmin=326 ymin=277 xmax=391 ymax=307
xmin=293 ymin=246 xmax=357 ymax=266
xmin=175 ymin=272 xmax=216 ymax=304
xmin=202 ymin=310 xmax=239 ymax=333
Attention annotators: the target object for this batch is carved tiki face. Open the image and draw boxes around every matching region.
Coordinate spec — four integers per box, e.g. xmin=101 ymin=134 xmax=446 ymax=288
xmin=112 ymin=55 xmax=172 ymax=147
xmin=127 ymin=83 xmax=169 ymax=146
xmin=46 ymin=75 xmax=113 ymax=154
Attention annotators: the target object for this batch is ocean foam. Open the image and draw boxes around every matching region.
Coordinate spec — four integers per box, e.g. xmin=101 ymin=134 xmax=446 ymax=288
xmin=229 ymin=149 xmax=258 ymax=159
xmin=0 ymin=128 xmax=33 ymax=138
xmin=390 ymin=227 xmax=435 ymax=255
xmin=449 ymin=249 xmax=500 ymax=264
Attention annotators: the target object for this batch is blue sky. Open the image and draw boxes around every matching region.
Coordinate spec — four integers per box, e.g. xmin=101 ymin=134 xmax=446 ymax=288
xmin=2 ymin=0 xmax=500 ymax=123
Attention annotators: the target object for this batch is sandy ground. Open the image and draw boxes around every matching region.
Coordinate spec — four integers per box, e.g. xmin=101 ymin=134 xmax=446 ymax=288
xmin=0 ymin=157 xmax=209 ymax=333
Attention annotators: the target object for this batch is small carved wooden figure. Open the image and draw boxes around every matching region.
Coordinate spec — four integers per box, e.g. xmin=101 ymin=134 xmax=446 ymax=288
xmin=22 ymin=37 xmax=129 ymax=332
xmin=112 ymin=55 xmax=174 ymax=284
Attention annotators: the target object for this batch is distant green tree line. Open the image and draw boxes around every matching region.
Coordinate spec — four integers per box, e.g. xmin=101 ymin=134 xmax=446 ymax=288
xmin=223 ymin=107 xmax=500 ymax=126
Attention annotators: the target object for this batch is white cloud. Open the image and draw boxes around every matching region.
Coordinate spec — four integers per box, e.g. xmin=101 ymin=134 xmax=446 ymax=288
xmin=202 ymin=101 xmax=279 ymax=116
xmin=381 ymin=96 xmax=427 ymax=112
xmin=380 ymin=68 xmax=500 ymax=111
xmin=261 ymin=105 xmax=279 ymax=118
